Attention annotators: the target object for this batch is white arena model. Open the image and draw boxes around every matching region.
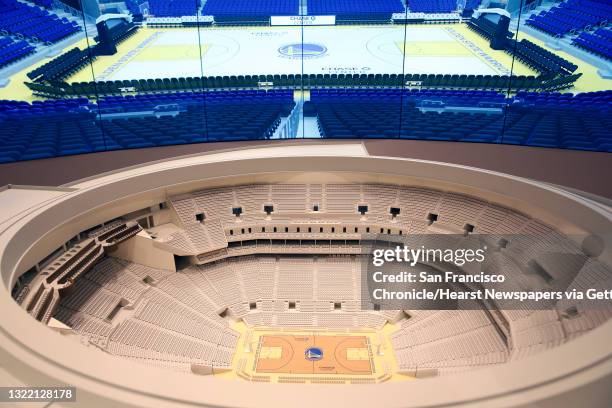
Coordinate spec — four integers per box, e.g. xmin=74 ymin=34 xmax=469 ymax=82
xmin=0 ymin=142 xmax=611 ymax=408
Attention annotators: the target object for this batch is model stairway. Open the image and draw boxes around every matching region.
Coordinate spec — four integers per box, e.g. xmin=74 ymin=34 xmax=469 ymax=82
xmin=16 ymin=222 xmax=142 ymax=324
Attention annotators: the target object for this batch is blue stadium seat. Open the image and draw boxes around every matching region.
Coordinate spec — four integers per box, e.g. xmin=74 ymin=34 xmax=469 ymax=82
xmin=407 ymin=0 xmax=456 ymax=13
xmin=27 ymin=47 xmax=92 ymax=82
xmin=463 ymin=0 xmax=482 ymax=11
xmin=309 ymin=88 xmax=612 ymax=152
xmin=1 ymin=90 xmax=610 ymax=164
xmin=0 ymin=0 xmax=81 ymax=43
xmin=202 ymin=0 xmax=299 ymax=21
xmin=0 ymin=91 xmax=295 ymax=162
xmin=572 ymin=28 xmax=612 ymax=61
xmin=30 ymin=0 xmax=52 ymax=8
xmin=308 ymin=0 xmax=404 ymax=21
xmin=149 ymin=0 xmax=200 ymax=17
xmin=526 ymin=0 xmax=612 ymax=37
xmin=0 ymin=36 xmax=36 ymax=68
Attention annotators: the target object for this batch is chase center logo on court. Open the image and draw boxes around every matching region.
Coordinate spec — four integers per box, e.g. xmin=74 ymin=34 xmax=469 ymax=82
xmin=278 ymin=43 xmax=328 ymax=59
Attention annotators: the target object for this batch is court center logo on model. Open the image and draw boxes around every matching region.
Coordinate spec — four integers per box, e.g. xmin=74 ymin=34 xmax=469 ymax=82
xmin=278 ymin=43 xmax=328 ymax=59
xmin=304 ymin=346 xmax=324 ymax=361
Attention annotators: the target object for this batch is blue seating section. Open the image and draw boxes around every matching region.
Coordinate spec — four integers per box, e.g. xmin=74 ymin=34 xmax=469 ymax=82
xmin=307 ymin=89 xmax=612 ymax=151
xmin=514 ymin=90 xmax=612 ymax=108
xmin=0 ymin=99 xmax=99 ymax=162
xmin=149 ymin=0 xmax=200 ymax=17
xmin=573 ymin=28 xmax=612 ymax=61
xmin=310 ymin=88 xmax=505 ymax=105
xmin=0 ymin=98 xmax=94 ymax=117
xmin=407 ymin=0 xmax=456 ymax=13
xmin=308 ymin=0 xmax=404 ymax=20
xmin=0 ymin=0 xmax=80 ymax=43
xmin=503 ymin=93 xmax=612 ymax=150
xmin=309 ymin=88 xmax=506 ymax=140
xmin=30 ymin=0 xmax=52 ymax=8
xmin=97 ymin=90 xmax=293 ymax=112
xmin=101 ymin=94 xmax=293 ymax=148
xmin=125 ymin=0 xmax=142 ymax=16
xmin=27 ymin=47 xmax=92 ymax=82
xmin=464 ymin=0 xmax=481 ymax=10
xmin=202 ymin=0 xmax=298 ymax=18
xmin=509 ymin=39 xmax=578 ymax=78
xmin=0 ymin=91 xmax=294 ymax=163
xmin=0 ymin=36 xmax=35 ymax=68
xmin=526 ymin=0 xmax=612 ymax=37
xmin=1 ymin=90 xmax=610 ymax=164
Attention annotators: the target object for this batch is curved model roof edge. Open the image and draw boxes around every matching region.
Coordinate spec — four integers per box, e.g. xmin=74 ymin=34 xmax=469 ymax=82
xmin=0 ymin=142 xmax=611 ymax=408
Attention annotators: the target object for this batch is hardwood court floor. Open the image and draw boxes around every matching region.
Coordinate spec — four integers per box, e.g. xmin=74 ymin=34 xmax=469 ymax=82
xmin=255 ymin=333 xmax=373 ymax=375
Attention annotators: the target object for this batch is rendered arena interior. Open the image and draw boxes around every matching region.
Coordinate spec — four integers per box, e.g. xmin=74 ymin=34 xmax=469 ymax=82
xmin=0 ymin=0 xmax=611 ymax=407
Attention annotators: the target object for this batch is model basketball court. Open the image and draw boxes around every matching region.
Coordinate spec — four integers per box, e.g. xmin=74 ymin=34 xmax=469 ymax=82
xmin=255 ymin=333 xmax=373 ymax=375
xmin=222 ymin=324 xmax=405 ymax=384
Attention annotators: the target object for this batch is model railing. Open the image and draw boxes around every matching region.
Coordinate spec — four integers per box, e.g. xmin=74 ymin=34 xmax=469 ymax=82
xmin=18 ymin=222 xmax=142 ymax=323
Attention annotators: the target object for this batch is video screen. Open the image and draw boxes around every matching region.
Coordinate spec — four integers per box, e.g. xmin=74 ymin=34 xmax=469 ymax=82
xmin=0 ymin=0 xmax=609 ymax=160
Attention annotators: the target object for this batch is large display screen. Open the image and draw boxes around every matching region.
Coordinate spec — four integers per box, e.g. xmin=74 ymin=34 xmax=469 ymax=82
xmin=0 ymin=0 xmax=610 ymax=163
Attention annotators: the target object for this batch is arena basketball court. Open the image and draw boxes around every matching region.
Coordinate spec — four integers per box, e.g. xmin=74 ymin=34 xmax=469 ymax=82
xmin=78 ymin=25 xmax=530 ymax=82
